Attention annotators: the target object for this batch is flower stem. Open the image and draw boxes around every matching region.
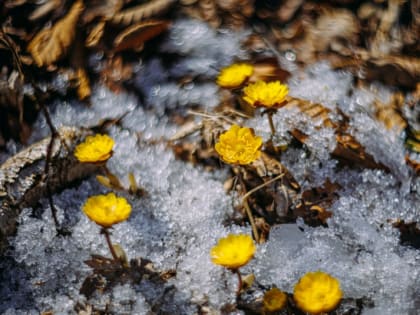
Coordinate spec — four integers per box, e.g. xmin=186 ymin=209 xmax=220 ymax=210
xmin=101 ymin=228 xmax=119 ymax=262
xmin=234 ymin=269 xmax=243 ymax=296
xmin=267 ymin=111 xmax=276 ymax=137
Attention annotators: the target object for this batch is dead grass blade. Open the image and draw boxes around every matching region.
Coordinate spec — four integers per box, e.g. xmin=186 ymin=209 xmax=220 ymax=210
xmin=85 ymin=20 xmax=106 ymax=47
xmin=27 ymin=0 xmax=84 ymax=67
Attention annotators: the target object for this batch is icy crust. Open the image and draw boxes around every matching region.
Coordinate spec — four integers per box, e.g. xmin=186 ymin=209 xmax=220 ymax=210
xmin=288 ymin=62 xmax=353 ymax=110
xmin=340 ymin=86 xmax=411 ymax=182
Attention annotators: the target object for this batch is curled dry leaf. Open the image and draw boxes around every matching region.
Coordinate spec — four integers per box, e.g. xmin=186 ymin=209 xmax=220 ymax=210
xmin=332 ymin=52 xmax=420 ymax=90
xmin=293 ymin=180 xmax=339 ymax=227
xmin=298 ymin=8 xmax=359 ymax=61
xmin=111 ymin=0 xmax=176 ymax=26
xmin=248 ymin=57 xmax=291 ymax=83
xmin=27 ymin=0 xmax=84 ymax=67
xmin=363 ymin=55 xmax=420 ymax=89
xmin=29 ymin=0 xmax=61 ymax=21
xmin=370 ymin=0 xmax=402 ymax=54
xmin=113 ymin=20 xmax=170 ymax=52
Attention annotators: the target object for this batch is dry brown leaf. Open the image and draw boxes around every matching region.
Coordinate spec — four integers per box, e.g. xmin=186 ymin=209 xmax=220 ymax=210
xmin=111 ymin=0 xmax=175 ymax=26
xmin=298 ymin=8 xmax=359 ymax=61
xmin=374 ymin=93 xmax=407 ymax=133
xmin=27 ymin=0 xmax=84 ymax=67
xmin=363 ymin=55 xmax=420 ymax=89
xmin=29 ymin=0 xmax=62 ymax=21
xmin=85 ymin=20 xmax=106 ymax=47
xmin=113 ymin=20 xmax=169 ymax=52
xmin=76 ymin=68 xmax=91 ymax=100
xmin=293 ymin=180 xmax=339 ymax=226
xmin=370 ymin=0 xmax=402 ymax=54
xmin=83 ymin=0 xmax=124 ymax=23
xmin=248 ymin=57 xmax=291 ymax=83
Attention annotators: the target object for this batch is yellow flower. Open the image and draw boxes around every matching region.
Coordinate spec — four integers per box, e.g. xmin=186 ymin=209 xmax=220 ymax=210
xmin=74 ymin=134 xmax=114 ymax=163
xmin=82 ymin=192 xmax=132 ymax=228
xmin=243 ymin=80 xmax=289 ymax=109
xmin=210 ymin=233 xmax=256 ymax=270
xmin=263 ymin=287 xmax=287 ymax=312
xmin=293 ymin=271 xmax=342 ymax=315
xmin=215 ymin=125 xmax=262 ymax=165
xmin=217 ymin=63 xmax=254 ymax=88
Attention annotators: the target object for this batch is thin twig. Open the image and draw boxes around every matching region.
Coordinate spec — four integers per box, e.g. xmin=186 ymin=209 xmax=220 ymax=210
xmin=39 ymin=96 xmax=64 ymax=232
xmin=187 ymin=109 xmax=251 ymax=125
xmin=242 ymin=173 xmax=285 ymax=202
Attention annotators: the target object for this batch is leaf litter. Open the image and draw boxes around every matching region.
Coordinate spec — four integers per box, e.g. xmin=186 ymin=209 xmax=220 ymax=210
xmin=0 ymin=1 xmax=419 ymax=314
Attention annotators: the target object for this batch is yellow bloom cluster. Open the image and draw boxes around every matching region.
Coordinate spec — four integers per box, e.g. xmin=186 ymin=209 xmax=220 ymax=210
xmin=82 ymin=192 xmax=132 ymax=227
xmin=210 ymin=233 xmax=256 ymax=269
xmin=215 ymin=124 xmax=262 ymax=165
xmin=293 ymin=271 xmax=342 ymax=314
xmin=74 ymin=134 xmax=115 ymax=163
xmin=217 ymin=63 xmax=254 ymax=88
xmin=243 ymin=80 xmax=289 ymax=109
xmin=263 ymin=287 xmax=287 ymax=312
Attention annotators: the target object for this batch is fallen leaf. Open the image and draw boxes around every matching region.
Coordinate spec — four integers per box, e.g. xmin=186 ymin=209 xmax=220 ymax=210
xmin=82 ymin=0 xmax=124 ymax=23
xmin=27 ymin=0 xmax=84 ymax=67
xmin=374 ymin=93 xmax=407 ymax=133
xmin=76 ymin=67 xmax=91 ymax=100
xmin=111 ymin=0 xmax=175 ymax=26
xmin=29 ymin=0 xmax=61 ymax=21
xmin=113 ymin=20 xmax=169 ymax=52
